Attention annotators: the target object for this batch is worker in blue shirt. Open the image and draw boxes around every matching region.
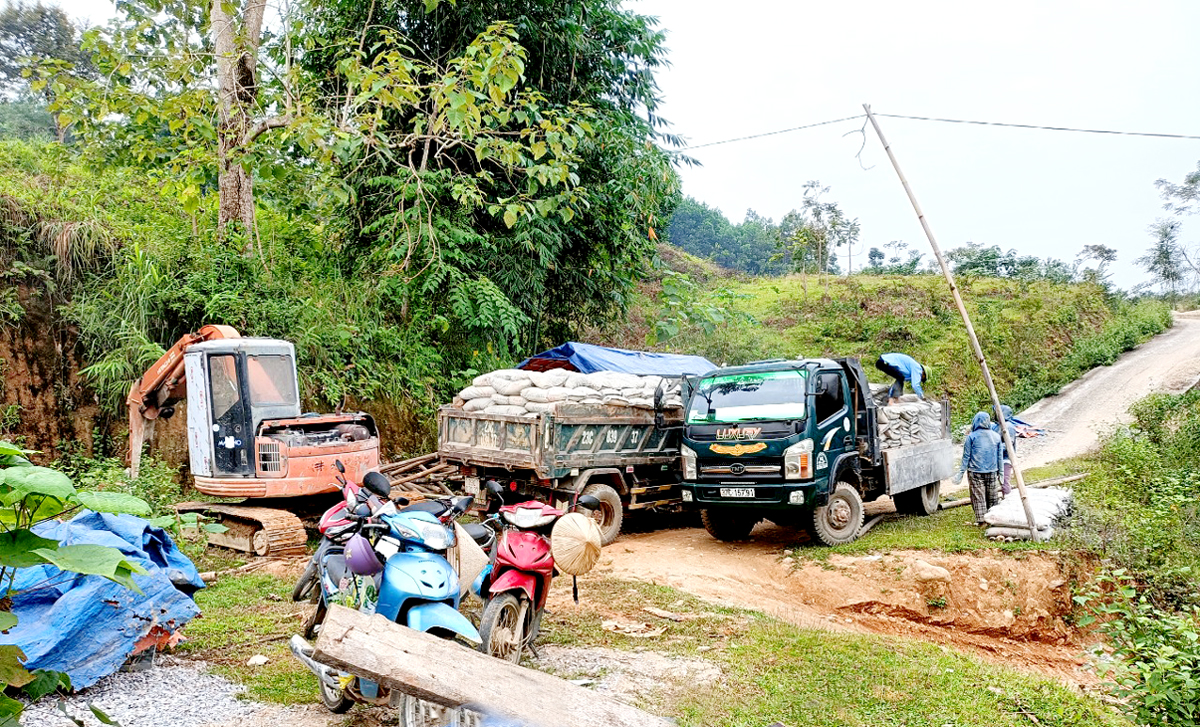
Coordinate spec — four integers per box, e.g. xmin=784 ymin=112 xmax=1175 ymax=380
xmin=952 ymin=412 xmax=1005 ymax=524
xmin=875 ymin=353 xmax=927 ymax=403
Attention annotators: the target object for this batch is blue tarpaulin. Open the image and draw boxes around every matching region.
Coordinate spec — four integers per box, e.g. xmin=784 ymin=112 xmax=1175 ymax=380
xmin=518 ymin=342 xmax=717 ymax=376
xmin=0 ymin=511 xmax=204 ymax=689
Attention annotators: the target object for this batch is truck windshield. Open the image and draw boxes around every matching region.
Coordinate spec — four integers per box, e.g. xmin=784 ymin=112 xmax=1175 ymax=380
xmin=687 ymin=369 xmax=807 ymax=424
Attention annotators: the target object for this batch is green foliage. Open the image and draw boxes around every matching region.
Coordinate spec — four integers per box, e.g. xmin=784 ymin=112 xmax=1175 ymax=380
xmin=1076 ymin=570 xmax=1200 ymax=727
xmin=0 ymin=441 xmax=150 ymax=723
xmin=0 ymin=101 xmax=54 ymax=141
xmin=1067 ymin=390 xmax=1200 ymax=604
xmin=947 ymin=241 xmax=1077 ymax=283
xmin=57 ymin=455 xmax=179 ymax=517
xmin=665 ymin=198 xmax=787 ymax=275
xmin=649 ymin=269 xmax=753 ymax=344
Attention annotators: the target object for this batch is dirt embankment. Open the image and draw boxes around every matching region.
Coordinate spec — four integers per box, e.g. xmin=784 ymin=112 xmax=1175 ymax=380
xmin=600 ymin=524 xmax=1094 ymax=687
xmin=0 ymin=286 xmax=109 ymax=461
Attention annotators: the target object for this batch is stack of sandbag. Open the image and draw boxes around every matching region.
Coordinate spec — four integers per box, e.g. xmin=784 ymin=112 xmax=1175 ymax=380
xmin=877 ymin=400 xmax=944 ymax=449
xmin=453 ymin=369 xmax=684 ymax=417
xmin=984 ymin=487 xmax=1072 ymax=542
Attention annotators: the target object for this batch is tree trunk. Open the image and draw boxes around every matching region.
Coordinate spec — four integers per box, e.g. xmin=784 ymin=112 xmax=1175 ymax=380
xmin=211 ymin=0 xmax=266 ymax=252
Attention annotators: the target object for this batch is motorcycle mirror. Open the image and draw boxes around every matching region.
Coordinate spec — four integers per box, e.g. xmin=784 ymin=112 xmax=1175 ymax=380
xmin=362 ymin=471 xmax=392 ymax=499
xmin=353 ymin=502 xmax=372 ymax=519
xmin=335 ymin=460 xmax=346 ymax=474
xmin=485 ymin=479 xmax=505 ymax=499
xmin=576 ymin=494 xmax=601 ymax=510
xmin=453 ymin=496 xmax=472 ymax=515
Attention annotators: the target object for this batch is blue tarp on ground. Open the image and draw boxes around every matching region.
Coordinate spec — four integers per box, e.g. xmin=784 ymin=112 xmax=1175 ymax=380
xmin=518 ymin=342 xmax=717 ymax=376
xmin=0 ymin=511 xmax=204 ymax=689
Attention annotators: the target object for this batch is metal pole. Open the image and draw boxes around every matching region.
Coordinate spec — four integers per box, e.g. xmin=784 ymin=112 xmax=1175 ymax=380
xmin=862 ymin=104 xmax=1038 ymax=535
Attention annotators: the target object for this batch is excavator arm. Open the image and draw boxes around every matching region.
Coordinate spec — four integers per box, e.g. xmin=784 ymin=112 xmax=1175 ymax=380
xmin=127 ymin=324 xmax=240 ymax=478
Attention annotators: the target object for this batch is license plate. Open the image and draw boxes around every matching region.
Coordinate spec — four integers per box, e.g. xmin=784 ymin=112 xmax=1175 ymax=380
xmin=719 ymin=487 xmax=755 ymax=498
xmin=464 ymin=476 xmax=480 ymax=495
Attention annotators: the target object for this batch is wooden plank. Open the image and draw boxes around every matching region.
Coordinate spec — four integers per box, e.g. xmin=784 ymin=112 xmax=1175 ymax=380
xmin=313 ymin=605 xmax=671 ymax=727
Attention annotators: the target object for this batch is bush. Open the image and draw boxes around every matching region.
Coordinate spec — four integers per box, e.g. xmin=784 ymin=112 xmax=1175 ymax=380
xmin=54 ymin=454 xmax=183 ymax=516
xmin=1077 ymin=570 xmax=1200 ymax=727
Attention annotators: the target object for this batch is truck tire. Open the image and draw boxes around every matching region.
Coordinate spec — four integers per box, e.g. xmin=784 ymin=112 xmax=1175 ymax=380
xmin=583 ymin=482 xmax=623 ymax=546
xmin=700 ymin=509 xmax=758 ymax=541
xmin=808 ymin=483 xmax=864 ymax=546
xmin=893 ymin=482 xmax=940 ymax=516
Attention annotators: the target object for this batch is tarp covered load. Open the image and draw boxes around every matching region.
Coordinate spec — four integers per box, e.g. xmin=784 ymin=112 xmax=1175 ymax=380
xmin=517 ymin=342 xmax=716 ymax=376
xmin=0 ymin=511 xmax=204 ymax=689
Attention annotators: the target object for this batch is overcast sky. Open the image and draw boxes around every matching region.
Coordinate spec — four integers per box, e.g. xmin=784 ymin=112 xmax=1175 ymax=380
xmin=57 ymin=0 xmax=1200 ymax=289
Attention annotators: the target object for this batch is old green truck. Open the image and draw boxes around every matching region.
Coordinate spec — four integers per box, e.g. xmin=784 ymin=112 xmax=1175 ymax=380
xmin=679 ymin=357 xmax=955 ymax=545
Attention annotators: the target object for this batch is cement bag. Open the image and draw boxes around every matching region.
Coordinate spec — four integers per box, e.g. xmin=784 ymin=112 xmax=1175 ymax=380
xmin=493 ymin=377 xmax=532 ymax=396
xmin=524 ymin=401 xmax=556 ymax=414
xmin=984 ymin=488 xmax=1071 ymax=530
xmin=524 ymin=370 xmax=547 ymax=388
xmin=569 ymin=386 xmax=601 ymax=399
xmin=522 ymin=387 xmax=550 ymax=403
xmin=463 ymin=397 xmax=493 ymax=412
xmin=458 ymin=386 xmax=495 ymax=401
xmin=544 ymin=386 xmax=573 ymax=402
xmin=472 ymin=372 xmax=494 ymax=388
xmin=483 ymin=405 xmax=529 ymax=417
xmin=448 ymin=522 xmax=490 ymax=595
xmin=563 ymin=371 xmax=588 ymax=388
xmin=539 ymin=369 xmax=571 ymax=388
xmin=551 ymin=513 xmax=602 ymax=575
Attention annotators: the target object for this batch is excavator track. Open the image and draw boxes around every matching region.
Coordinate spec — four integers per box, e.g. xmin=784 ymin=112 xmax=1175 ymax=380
xmin=175 ymin=502 xmax=308 ymax=557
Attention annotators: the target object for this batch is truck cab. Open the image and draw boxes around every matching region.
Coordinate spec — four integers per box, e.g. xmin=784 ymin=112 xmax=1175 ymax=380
xmin=679 ymin=357 xmax=951 ymax=545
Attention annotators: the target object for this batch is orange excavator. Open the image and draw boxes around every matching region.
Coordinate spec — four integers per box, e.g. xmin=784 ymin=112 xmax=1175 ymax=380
xmin=128 ymin=325 xmax=381 ymax=555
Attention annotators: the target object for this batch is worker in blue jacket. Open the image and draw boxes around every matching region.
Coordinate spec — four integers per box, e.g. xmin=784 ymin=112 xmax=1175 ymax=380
xmin=952 ymin=412 xmax=1004 ymax=524
xmin=991 ymin=404 xmax=1017 ymax=496
xmin=875 ymin=353 xmax=926 ymax=403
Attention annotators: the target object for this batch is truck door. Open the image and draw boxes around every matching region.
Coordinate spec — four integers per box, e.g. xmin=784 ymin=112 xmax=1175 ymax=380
xmin=208 ymin=353 xmax=254 ymax=476
xmin=812 ymin=370 xmax=851 ymax=485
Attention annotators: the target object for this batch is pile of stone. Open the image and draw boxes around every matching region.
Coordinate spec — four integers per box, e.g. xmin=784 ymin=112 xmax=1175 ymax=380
xmin=453 ymin=369 xmax=683 ymax=417
xmin=984 ymin=487 xmax=1072 ymax=541
xmin=869 ymin=385 xmax=945 ymax=449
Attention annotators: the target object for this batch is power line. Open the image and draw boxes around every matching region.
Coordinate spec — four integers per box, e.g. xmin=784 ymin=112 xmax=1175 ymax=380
xmin=679 ymin=111 xmax=1200 ymax=152
xmin=678 ymin=115 xmax=864 ymax=150
xmin=876 ymin=113 xmax=1200 ymax=141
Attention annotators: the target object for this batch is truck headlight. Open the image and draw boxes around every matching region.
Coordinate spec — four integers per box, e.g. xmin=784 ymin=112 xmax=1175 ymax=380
xmin=681 ymin=445 xmax=697 ymax=480
xmin=783 ymin=439 xmax=813 ymax=480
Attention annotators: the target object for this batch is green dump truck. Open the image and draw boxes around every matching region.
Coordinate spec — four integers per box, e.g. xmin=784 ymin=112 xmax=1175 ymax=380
xmin=679 ymin=357 xmax=955 ymax=545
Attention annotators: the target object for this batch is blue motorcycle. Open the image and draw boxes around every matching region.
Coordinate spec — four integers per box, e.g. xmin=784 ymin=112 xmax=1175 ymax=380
xmin=290 ymin=468 xmax=492 ymax=726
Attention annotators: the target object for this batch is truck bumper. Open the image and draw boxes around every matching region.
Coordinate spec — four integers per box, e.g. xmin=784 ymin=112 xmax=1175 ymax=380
xmin=680 ymin=482 xmax=822 ymax=510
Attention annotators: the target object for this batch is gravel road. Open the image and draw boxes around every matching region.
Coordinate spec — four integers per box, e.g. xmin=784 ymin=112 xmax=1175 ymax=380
xmin=1015 ymin=310 xmax=1200 ymax=469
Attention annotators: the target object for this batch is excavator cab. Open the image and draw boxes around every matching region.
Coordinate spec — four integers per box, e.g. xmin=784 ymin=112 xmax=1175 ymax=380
xmin=185 ymin=339 xmax=301 ymax=478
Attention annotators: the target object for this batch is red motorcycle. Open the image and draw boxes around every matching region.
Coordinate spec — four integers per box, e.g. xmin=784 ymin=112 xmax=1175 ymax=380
xmin=475 ymin=481 xmax=600 ymax=662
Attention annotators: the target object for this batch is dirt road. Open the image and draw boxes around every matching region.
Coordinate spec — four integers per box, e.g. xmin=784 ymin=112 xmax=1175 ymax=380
xmin=1017 ymin=310 xmax=1200 ymax=468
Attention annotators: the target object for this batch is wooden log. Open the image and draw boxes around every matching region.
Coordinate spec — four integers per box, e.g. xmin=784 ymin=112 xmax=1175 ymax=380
xmin=313 ymin=605 xmax=671 ymax=727
xmin=1027 ymin=473 xmax=1088 ymax=488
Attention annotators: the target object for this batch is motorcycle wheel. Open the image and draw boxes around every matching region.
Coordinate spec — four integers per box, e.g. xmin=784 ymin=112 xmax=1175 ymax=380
xmin=319 ymin=675 xmax=354 ymax=714
xmin=398 ymin=694 xmax=474 ymax=727
xmin=291 ymin=558 xmax=318 ymax=602
xmin=303 ymin=599 xmax=327 ymax=641
xmin=479 ymin=592 xmax=531 ymax=664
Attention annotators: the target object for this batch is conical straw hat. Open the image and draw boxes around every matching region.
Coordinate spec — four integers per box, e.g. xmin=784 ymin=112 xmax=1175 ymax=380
xmin=551 ymin=512 xmax=603 ymax=576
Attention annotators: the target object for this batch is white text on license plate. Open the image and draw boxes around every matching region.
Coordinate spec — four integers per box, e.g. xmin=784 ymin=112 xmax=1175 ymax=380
xmin=464 ymin=476 xmax=481 ymax=495
xmin=719 ymin=487 xmax=755 ymax=498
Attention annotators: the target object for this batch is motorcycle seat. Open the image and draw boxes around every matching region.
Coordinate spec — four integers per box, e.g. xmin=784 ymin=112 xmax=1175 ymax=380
xmin=462 ymin=522 xmax=493 ymax=546
xmin=401 ymin=500 xmax=448 ymax=515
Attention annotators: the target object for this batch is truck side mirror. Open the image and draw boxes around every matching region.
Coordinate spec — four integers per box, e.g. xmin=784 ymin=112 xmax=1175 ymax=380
xmin=653 ymin=382 xmax=665 ymax=411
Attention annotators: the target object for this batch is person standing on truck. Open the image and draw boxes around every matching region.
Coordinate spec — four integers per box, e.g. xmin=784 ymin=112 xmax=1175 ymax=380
xmin=991 ymin=404 xmax=1017 ymax=496
xmin=874 ymin=353 xmax=926 ymax=403
xmin=952 ymin=412 xmax=1004 ymax=524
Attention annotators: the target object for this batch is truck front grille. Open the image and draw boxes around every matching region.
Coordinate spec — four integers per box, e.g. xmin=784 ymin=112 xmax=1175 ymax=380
xmin=700 ymin=464 xmax=781 ymax=475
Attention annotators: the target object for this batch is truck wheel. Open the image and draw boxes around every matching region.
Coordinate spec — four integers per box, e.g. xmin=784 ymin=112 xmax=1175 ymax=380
xmin=893 ymin=482 xmax=940 ymax=516
xmin=809 ymin=483 xmax=865 ymax=546
xmin=583 ymin=483 xmax=623 ymax=545
xmin=700 ymin=509 xmax=758 ymax=541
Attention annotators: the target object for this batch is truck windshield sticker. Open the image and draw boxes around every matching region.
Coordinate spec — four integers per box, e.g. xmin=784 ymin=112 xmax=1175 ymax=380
xmin=687 ymin=369 xmax=807 ymax=424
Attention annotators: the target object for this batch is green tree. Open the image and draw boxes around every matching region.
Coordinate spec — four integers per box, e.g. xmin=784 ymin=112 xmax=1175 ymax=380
xmin=301 ymin=0 xmax=681 ymax=355
xmin=777 ymin=182 xmax=856 ymax=294
xmin=0 ymin=1 xmax=93 ymax=141
xmin=1138 ymin=220 xmax=1185 ymax=304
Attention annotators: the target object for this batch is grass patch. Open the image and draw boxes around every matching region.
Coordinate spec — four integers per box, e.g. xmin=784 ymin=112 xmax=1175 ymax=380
xmin=179 ymin=572 xmax=319 ymax=705
xmin=543 ymin=576 xmax=1124 ymax=727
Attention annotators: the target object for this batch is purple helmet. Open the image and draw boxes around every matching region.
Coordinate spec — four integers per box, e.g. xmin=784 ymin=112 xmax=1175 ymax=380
xmin=344 ymin=533 xmax=382 ymax=575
